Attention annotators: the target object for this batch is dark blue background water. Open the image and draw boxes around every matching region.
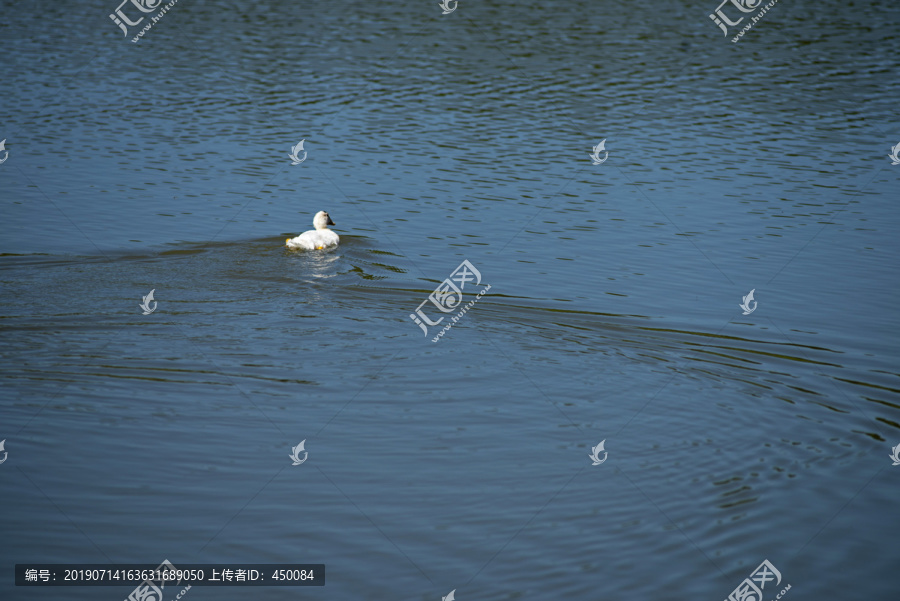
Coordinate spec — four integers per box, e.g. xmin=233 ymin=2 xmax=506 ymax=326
xmin=2 ymin=0 xmax=899 ymax=599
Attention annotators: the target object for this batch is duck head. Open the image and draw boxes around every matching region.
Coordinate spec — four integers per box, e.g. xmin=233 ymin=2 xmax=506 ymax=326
xmin=313 ymin=210 xmax=335 ymax=230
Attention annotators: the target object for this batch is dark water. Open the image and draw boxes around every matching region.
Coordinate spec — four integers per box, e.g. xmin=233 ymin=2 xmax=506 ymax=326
xmin=1 ymin=0 xmax=899 ymax=599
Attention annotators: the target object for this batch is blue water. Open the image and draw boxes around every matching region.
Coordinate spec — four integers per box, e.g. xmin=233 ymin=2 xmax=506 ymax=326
xmin=2 ymin=0 xmax=899 ymax=599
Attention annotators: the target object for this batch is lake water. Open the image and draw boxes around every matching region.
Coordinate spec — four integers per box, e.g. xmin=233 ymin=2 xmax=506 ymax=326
xmin=2 ymin=0 xmax=899 ymax=599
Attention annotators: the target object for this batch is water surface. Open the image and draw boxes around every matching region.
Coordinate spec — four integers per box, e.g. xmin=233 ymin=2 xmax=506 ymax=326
xmin=1 ymin=0 xmax=899 ymax=599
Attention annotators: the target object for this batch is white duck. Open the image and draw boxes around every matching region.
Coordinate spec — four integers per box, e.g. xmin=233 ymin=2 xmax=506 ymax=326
xmin=285 ymin=211 xmax=339 ymax=250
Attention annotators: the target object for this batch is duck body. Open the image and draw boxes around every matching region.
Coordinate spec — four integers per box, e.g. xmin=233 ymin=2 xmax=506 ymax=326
xmin=286 ymin=228 xmax=339 ymax=250
xmin=286 ymin=211 xmax=339 ymax=250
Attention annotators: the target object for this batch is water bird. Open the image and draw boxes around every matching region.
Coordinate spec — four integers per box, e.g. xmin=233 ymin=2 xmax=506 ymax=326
xmin=286 ymin=211 xmax=339 ymax=250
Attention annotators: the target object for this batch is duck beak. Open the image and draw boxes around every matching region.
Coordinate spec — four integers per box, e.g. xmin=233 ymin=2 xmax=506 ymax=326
xmin=327 ymin=216 xmax=336 ymax=226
